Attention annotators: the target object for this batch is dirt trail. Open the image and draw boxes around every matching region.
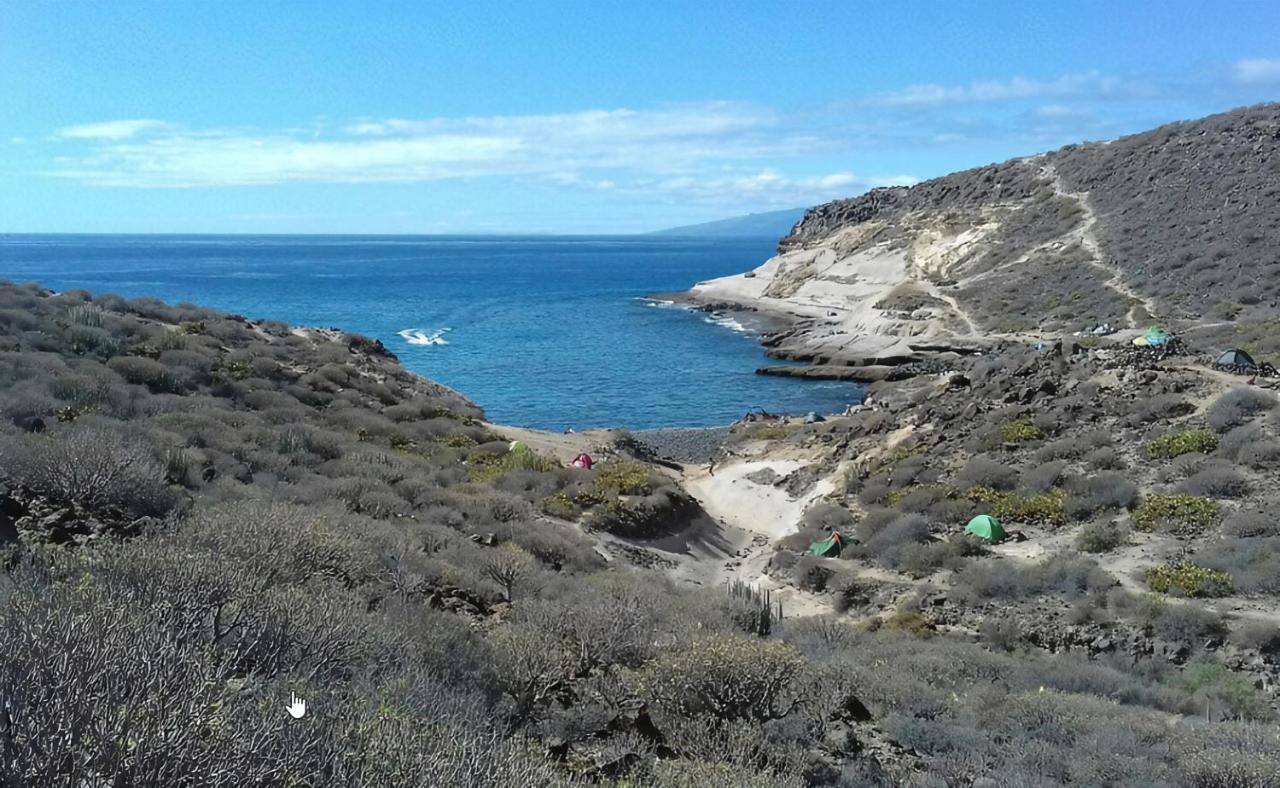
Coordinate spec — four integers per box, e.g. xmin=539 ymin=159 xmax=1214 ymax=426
xmin=1040 ymin=163 xmax=1162 ymax=328
xmin=957 ymin=163 xmax=1160 ymax=331
xmin=926 ymin=285 xmax=979 ymax=336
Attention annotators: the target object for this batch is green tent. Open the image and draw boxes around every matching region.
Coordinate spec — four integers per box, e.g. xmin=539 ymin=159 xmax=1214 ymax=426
xmin=965 ymin=514 xmax=1007 ymax=543
xmin=807 ymin=531 xmax=843 ymax=557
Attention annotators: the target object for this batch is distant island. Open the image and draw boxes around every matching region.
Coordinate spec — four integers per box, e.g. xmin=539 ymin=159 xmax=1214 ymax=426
xmin=646 ymin=207 xmax=806 ymax=238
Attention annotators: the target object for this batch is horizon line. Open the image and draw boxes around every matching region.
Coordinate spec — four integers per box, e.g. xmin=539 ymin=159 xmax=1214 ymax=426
xmin=0 ymin=230 xmax=791 ymax=239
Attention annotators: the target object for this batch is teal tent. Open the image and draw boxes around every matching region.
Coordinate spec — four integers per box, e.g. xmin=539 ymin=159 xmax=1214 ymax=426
xmin=965 ymin=514 xmax=1007 ymax=543
xmin=1134 ymin=326 xmax=1170 ymax=347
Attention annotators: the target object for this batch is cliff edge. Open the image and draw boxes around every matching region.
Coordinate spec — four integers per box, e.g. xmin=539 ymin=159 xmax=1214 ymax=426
xmin=689 ymin=103 xmax=1280 ymax=366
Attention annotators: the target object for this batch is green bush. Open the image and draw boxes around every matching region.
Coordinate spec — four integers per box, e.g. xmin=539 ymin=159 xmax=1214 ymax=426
xmin=66 ymin=325 xmax=120 ymax=358
xmin=999 ymin=418 xmax=1043 ymax=443
xmin=1132 ymin=495 xmax=1221 ymax=533
xmin=592 ymin=460 xmax=654 ymax=496
xmin=466 ymin=446 xmax=559 ymax=482
xmin=1170 ymin=660 xmax=1267 ymax=720
xmin=884 ymin=483 xmax=958 ymax=507
xmin=539 ymin=492 xmax=581 ymax=520
xmin=436 ymin=432 xmax=477 ymax=449
xmin=67 ymin=303 xmax=104 ymax=328
xmin=1146 ymin=562 xmax=1234 ymax=597
xmin=217 ymin=358 xmax=253 ymax=380
xmin=885 ymin=483 xmax=1066 ymax=526
xmin=968 ymin=486 xmax=1066 ymax=527
xmin=1145 ymin=430 xmax=1219 ymax=459
xmin=107 ymin=355 xmax=186 ymax=393
xmin=388 ymin=433 xmax=416 ymax=451
xmin=638 ymin=635 xmax=809 ymax=722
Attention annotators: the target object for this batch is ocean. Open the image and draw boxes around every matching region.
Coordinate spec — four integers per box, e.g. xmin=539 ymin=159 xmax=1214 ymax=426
xmin=0 ymin=234 xmax=861 ymax=429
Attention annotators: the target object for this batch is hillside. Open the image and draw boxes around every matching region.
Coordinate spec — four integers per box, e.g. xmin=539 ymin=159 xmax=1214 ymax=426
xmin=4 ymin=281 xmax=1280 ymax=783
xmin=688 ymin=104 xmax=1280 ymax=365
xmin=0 ymin=282 xmax=719 ymax=784
xmin=647 ymin=207 xmax=807 ymax=238
xmin=7 ymin=280 xmax=1280 ymax=785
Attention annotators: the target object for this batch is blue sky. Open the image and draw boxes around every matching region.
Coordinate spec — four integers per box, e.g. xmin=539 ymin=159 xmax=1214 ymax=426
xmin=2 ymin=1 xmax=1279 ymax=234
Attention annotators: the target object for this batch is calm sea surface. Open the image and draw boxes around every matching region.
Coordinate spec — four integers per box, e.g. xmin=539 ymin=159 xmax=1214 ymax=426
xmin=0 ymin=234 xmax=861 ymax=429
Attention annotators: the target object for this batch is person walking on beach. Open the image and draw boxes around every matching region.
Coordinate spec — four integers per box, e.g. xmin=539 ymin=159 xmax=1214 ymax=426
xmin=707 ymin=446 xmax=730 ymax=476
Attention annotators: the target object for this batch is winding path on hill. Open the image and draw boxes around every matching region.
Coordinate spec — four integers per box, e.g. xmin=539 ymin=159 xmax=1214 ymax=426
xmin=1040 ymin=163 xmax=1162 ymax=328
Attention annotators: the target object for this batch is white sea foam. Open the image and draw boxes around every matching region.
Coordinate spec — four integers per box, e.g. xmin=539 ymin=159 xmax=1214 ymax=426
xmin=398 ymin=328 xmax=451 ymax=346
xmin=637 ymin=297 xmax=681 ymax=309
xmin=703 ymin=314 xmax=751 ymax=333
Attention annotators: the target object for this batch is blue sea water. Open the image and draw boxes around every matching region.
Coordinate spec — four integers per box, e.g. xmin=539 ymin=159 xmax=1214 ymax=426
xmin=0 ymin=234 xmax=861 ymax=429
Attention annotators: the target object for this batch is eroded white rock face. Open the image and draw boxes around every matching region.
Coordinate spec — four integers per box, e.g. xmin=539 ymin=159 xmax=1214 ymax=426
xmin=688 ymin=140 xmax=1198 ymax=365
xmin=690 ymin=207 xmax=1013 ymax=362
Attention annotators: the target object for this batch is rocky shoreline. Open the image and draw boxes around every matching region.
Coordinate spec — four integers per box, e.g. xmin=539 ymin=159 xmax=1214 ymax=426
xmin=661 ymin=283 xmax=991 ymax=390
xmin=630 ymin=426 xmax=733 ymax=464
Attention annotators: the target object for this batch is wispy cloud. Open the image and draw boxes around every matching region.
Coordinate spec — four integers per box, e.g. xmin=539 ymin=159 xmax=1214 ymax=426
xmin=49 ymin=104 xmax=815 ymax=187
xmin=45 ymin=103 xmax=904 ymax=209
xmin=42 ymin=59 xmax=1267 ymax=219
xmin=55 ymin=131 xmax=524 ymax=186
xmin=1233 ymin=57 xmax=1280 ymax=84
xmin=866 ymin=71 xmax=1148 ymax=108
xmin=56 ymin=119 xmax=173 ymax=140
xmin=627 ymin=170 xmax=918 ymax=207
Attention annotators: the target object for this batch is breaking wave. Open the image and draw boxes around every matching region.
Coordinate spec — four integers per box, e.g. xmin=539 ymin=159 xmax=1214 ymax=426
xmin=637 ymin=297 xmax=683 ymax=309
xmin=703 ymin=314 xmax=751 ymax=333
xmin=398 ymin=328 xmax=451 ymax=346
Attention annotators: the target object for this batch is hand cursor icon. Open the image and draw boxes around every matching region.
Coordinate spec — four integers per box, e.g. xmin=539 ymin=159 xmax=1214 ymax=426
xmin=286 ymin=694 xmax=306 ymax=719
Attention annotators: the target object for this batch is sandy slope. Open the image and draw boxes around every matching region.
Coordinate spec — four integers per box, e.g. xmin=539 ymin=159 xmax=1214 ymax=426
xmin=681 ymin=457 xmax=840 ymax=617
xmin=684 ymin=459 xmax=807 ymax=540
xmin=492 ymin=418 xmax=850 ymax=617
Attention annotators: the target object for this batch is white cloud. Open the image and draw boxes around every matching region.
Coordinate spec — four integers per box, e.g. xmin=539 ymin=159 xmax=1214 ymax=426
xmin=1234 ymin=58 xmax=1280 ymax=84
xmin=57 ymin=119 xmax=172 ymax=140
xmin=867 ymin=71 xmax=1138 ymax=108
xmin=47 ymin=104 xmax=838 ymax=189
xmin=1034 ymin=104 xmax=1082 ymax=120
xmin=631 ymin=169 xmax=917 ymax=208
xmin=55 ymin=132 xmax=523 ymax=186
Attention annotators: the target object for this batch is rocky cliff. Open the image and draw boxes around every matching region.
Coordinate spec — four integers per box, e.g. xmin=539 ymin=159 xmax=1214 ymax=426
xmin=689 ymin=103 xmax=1280 ymax=366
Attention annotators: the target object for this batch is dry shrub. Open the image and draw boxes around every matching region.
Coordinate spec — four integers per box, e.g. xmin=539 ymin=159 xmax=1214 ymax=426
xmin=1207 ymin=388 xmax=1277 ymax=432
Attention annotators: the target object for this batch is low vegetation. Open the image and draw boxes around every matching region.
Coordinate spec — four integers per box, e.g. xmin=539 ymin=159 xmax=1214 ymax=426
xmin=1207 ymin=387 xmax=1277 ymax=433
xmin=1145 ymin=429 xmax=1219 ymax=459
xmin=1132 ymin=495 xmax=1221 ymax=534
xmin=1075 ymin=520 xmax=1127 ymax=553
xmin=998 ymin=417 xmax=1043 ymax=443
xmin=1146 ymin=562 xmax=1235 ymax=598
xmin=968 ymin=485 xmax=1067 ymax=527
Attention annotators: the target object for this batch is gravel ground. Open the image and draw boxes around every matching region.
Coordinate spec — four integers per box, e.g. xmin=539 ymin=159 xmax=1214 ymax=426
xmin=632 ymin=426 xmax=733 ymax=464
